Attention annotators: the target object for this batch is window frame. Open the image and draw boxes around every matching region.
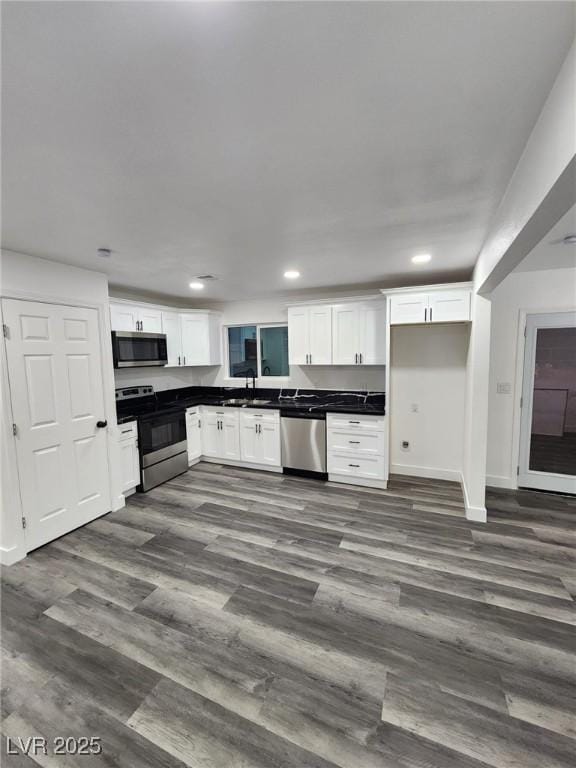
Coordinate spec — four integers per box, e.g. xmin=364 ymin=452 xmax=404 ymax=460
xmin=224 ymin=322 xmax=290 ymax=383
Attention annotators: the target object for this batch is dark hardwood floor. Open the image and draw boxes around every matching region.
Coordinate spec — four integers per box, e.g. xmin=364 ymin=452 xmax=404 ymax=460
xmin=2 ymin=464 xmax=575 ymax=767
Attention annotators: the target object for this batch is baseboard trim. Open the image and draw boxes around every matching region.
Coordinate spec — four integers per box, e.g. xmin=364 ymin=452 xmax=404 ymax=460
xmin=0 ymin=544 xmax=26 ymax=566
xmin=328 ymin=473 xmax=387 ymax=490
xmin=200 ymin=456 xmax=283 ymax=473
xmin=460 ymin=472 xmax=487 ymax=523
xmin=390 ymin=463 xmax=461 ymax=483
xmin=486 ymin=474 xmax=517 ymax=490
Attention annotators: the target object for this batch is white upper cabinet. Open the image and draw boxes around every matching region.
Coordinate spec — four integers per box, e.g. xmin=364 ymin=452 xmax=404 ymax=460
xmin=388 ymin=294 xmax=429 ymax=325
xmin=332 ymin=304 xmax=359 ymax=365
xmin=428 ymin=290 xmax=471 ymax=323
xmin=332 ymin=301 xmax=386 ymax=365
xmin=180 ymin=313 xmax=221 ymax=366
xmin=110 ymin=302 xmax=162 ymax=332
xmin=161 ymin=311 xmax=183 ymax=366
xmin=110 ymin=303 xmax=140 ymax=331
xmin=389 ymin=289 xmax=471 ymax=325
xmin=287 ymin=306 xmax=332 ymax=365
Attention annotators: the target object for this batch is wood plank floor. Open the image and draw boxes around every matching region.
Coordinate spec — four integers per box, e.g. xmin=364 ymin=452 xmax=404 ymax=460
xmin=2 ymin=464 xmax=575 ymax=767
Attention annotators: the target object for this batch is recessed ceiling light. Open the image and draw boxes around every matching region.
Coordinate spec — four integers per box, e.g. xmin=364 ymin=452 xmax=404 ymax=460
xmin=411 ymin=253 xmax=432 ymax=264
xmin=189 ymin=281 xmax=204 ymax=290
xmin=97 ymin=248 xmax=111 ymax=258
xmin=562 ymin=235 xmax=576 ymax=245
xmin=284 ymin=270 xmax=301 ymax=279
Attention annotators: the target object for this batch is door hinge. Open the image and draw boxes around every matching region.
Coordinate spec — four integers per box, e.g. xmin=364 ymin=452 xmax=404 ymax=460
xmin=517 ymin=466 xmax=520 ymax=476
xmin=12 ymin=423 xmax=17 ymax=436
xmin=3 ymin=324 xmax=8 ymax=338
xmin=22 ymin=517 xmax=27 ymax=529
xmin=520 ymin=396 xmax=523 ymax=409
xmin=524 ymin=326 xmax=527 ymax=337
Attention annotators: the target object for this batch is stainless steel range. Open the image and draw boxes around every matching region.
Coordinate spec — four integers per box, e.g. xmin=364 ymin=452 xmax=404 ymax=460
xmin=115 ymin=385 xmax=188 ymax=491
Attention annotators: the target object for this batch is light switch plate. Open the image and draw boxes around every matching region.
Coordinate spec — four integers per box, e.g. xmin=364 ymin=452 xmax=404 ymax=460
xmin=496 ymin=382 xmax=512 ymax=394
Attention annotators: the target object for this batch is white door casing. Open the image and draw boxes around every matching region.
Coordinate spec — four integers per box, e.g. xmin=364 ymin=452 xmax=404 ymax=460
xmin=3 ymin=299 xmax=111 ymax=550
xmin=518 ymin=311 xmax=576 ymax=494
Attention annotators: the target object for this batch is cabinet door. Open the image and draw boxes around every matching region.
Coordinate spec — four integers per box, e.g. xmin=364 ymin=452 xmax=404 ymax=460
xmin=201 ymin=411 xmax=220 ymax=457
xmin=222 ymin=412 xmax=240 ymax=460
xmin=287 ymin=307 xmax=309 ymax=365
xmin=389 ymin=294 xmax=428 ymax=325
xmin=110 ymin=303 xmax=138 ymax=331
xmin=119 ymin=438 xmax=140 ymax=492
xmin=138 ymin=307 xmax=163 ymax=333
xmin=180 ymin=314 xmax=210 ymax=366
xmin=259 ymin=421 xmax=281 ymax=466
xmin=162 ymin=312 xmax=183 ymax=367
xmin=428 ymin=290 xmax=471 ymax=323
xmin=359 ymin=303 xmax=386 ymax=365
xmin=186 ymin=410 xmax=202 ymax=462
xmin=332 ymin=304 xmax=360 ymax=365
xmin=207 ymin=314 xmax=222 ymax=365
xmin=308 ymin=306 xmax=332 ymax=365
xmin=240 ymin=415 xmax=259 ymax=462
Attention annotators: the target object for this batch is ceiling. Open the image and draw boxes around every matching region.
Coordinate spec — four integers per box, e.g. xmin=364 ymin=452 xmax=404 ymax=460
xmin=515 ymin=204 xmax=576 ymax=273
xmin=2 ymin=2 xmax=575 ymax=302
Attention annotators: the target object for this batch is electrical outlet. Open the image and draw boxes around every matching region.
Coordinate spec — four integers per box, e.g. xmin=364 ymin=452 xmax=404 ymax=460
xmin=401 ymin=440 xmax=410 ymax=451
xmin=496 ymin=382 xmax=512 ymax=395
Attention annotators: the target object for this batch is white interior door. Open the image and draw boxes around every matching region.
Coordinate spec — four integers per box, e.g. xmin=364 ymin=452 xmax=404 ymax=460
xmin=518 ymin=312 xmax=576 ymax=494
xmin=3 ymin=299 xmax=111 ymax=550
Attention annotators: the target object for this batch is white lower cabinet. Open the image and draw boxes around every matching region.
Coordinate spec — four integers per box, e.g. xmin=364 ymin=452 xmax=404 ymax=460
xmin=201 ymin=407 xmax=240 ymax=461
xmin=327 ymin=412 xmax=387 ymax=488
xmin=117 ymin=421 xmax=140 ymax=494
xmin=185 ymin=407 xmax=202 ymax=464
xmin=240 ymin=410 xmax=281 ymax=467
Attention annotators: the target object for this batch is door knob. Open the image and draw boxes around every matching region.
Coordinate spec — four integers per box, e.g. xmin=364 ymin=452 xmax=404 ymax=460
xmin=96 ymin=420 xmax=108 ymax=428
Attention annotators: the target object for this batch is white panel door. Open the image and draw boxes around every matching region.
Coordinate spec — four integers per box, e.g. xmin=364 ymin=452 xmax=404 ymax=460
xmin=428 ymin=291 xmax=471 ymax=323
xmin=162 ymin=312 xmax=183 ymax=367
xmin=308 ymin=306 xmax=332 ymax=365
xmin=389 ymin=294 xmax=428 ymax=325
xmin=240 ymin=414 xmax=259 ymax=462
xmin=359 ymin=303 xmax=386 ymax=364
xmin=222 ymin=412 xmax=241 ymax=460
xmin=287 ymin=307 xmax=309 ymax=365
xmin=186 ymin=409 xmax=202 ymax=462
xmin=201 ymin=411 xmax=220 ymax=457
xmin=119 ymin=438 xmax=140 ymax=492
xmin=138 ymin=307 xmax=163 ymax=333
xmin=332 ymin=304 xmax=360 ymax=365
xmin=259 ymin=421 xmax=281 ymax=466
xmin=3 ymin=299 xmax=110 ymax=550
xmin=180 ymin=314 xmax=210 ymax=366
xmin=110 ymin=303 xmax=138 ymax=331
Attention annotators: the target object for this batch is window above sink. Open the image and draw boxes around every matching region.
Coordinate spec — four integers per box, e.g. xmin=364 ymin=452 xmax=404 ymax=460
xmin=226 ymin=324 xmax=289 ymax=381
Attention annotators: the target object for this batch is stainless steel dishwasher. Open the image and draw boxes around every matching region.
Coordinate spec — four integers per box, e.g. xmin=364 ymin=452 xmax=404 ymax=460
xmin=281 ymin=411 xmax=326 ymax=474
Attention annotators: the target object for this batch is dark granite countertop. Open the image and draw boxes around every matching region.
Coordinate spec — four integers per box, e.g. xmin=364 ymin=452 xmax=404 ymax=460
xmin=116 ymin=386 xmax=385 ymax=422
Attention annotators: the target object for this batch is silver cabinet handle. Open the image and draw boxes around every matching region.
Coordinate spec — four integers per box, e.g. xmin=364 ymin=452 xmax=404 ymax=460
xmin=198 ymin=419 xmax=201 ymax=428
xmin=183 ymin=356 xmax=186 ymax=365
xmin=349 ymin=440 xmax=360 ymax=444
xmin=178 ymin=356 xmax=181 ymax=366
xmin=309 ymin=354 xmax=312 ymax=364
xmin=259 ymin=424 xmax=261 ymax=434
xmin=354 ymin=353 xmax=358 ymax=364
xmin=359 ymin=353 xmax=363 ymax=364
xmin=424 ymin=308 xmax=427 ymax=322
xmin=349 ymin=464 xmax=360 ymax=468
xmin=430 ymin=308 xmax=433 ymax=322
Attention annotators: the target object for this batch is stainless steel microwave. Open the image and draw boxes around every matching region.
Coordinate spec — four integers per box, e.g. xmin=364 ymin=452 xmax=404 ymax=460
xmin=111 ymin=331 xmax=168 ymax=368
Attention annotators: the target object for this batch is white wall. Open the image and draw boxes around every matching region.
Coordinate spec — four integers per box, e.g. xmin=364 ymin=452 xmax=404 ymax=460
xmin=474 ymin=40 xmax=576 ymax=293
xmin=0 ymin=250 xmax=121 ymax=565
xmin=390 ymin=324 xmax=468 ymax=482
xmin=487 ymin=266 xmax=576 ymax=488
xmin=114 ymin=297 xmax=387 ymax=393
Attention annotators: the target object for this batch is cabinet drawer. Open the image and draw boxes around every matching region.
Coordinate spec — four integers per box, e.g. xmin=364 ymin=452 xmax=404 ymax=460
xmin=186 ymin=407 xmax=200 ymax=417
xmin=327 ymin=413 xmax=385 ymax=432
xmin=328 ymin=453 xmax=385 ymax=480
xmin=328 ymin=429 xmax=384 ymax=456
xmin=241 ymin=408 xmax=280 ymax=423
xmin=117 ymin=421 xmax=137 ymax=441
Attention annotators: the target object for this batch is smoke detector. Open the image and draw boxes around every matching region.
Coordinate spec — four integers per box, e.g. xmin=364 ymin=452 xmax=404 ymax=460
xmin=97 ymin=248 xmax=112 ymax=258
